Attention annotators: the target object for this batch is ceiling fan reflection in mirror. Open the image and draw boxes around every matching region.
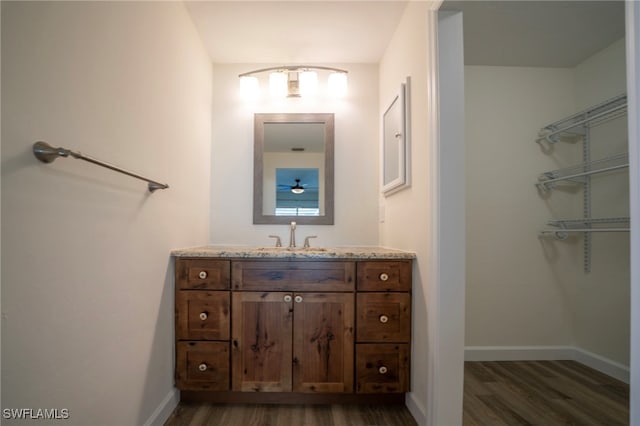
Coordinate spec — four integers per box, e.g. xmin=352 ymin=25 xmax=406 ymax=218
xmin=277 ymin=178 xmax=306 ymax=194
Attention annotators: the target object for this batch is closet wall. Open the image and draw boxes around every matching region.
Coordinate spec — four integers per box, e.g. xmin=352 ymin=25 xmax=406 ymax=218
xmin=572 ymin=38 xmax=629 ymax=366
xmin=465 ymin=37 xmax=629 ymax=370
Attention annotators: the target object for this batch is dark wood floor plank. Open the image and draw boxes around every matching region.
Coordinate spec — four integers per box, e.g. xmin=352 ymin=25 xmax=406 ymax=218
xmin=476 ymin=394 xmax=532 ymax=425
xmin=463 ymin=364 xmax=494 ymax=397
xmin=463 ymin=360 xmax=629 ymax=426
xmin=484 ymin=380 xmax=568 ymax=425
xmin=189 ymin=404 xmax=213 ymax=426
xmin=484 ymin=362 xmax=591 ymax=425
xmin=304 ymin=405 xmax=333 ymax=426
xmin=540 ymin=360 xmax=630 ymax=405
xmin=164 ymin=403 xmax=201 ymax=426
xmin=549 ymin=398 xmax=616 ymax=426
xmin=462 ymin=392 xmax=510 ymax=426
xmin=544 ymin=376 xmax=628 ymax=425
xmin=473 ymin=361 xmax=576 ymax=422
xmin=330 ymin=404 xmax=359 ymax=426
xmin=165 ymin=403 xmax=417 ymax=426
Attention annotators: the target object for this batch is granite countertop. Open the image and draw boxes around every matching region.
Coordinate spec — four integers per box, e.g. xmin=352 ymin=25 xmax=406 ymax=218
xmin=171 ymin=245 xmax=416 ymax=260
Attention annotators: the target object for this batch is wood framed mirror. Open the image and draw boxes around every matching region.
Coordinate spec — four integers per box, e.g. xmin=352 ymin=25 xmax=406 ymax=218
xmin=254 ymin=113 xmax=334 ymax=225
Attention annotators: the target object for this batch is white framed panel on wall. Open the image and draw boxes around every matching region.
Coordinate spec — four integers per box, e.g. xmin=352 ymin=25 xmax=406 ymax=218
xmin=381 ymin=77 xmax=411 ymax=196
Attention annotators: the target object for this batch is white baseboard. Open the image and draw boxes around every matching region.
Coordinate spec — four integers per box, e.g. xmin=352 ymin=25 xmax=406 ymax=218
xmin=143 ymin=388 xmax=180 ymax=426
xmin=572 ymin=347 xmax=630 ymax=383
xmin=405 ymin=391 xmax=427 ymax=426
xmin=464 ymin=345 xmax=629 ymax=384
xmin=465 ymin=345 xmax=575 ymax=362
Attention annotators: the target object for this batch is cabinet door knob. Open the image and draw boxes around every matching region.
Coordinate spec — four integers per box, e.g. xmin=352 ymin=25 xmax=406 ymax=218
xmin=198 ymin=363 xmax=208 ymax=372
xmin=379 ymin=315 xmax=389 ymax=323
xmin=198 ymin=271 xmax=208 ymax=279
xmin=378 ymin=366 xmax=388 ymax=374
xmin=379 ymin=273 xmax=389 ymax=281
xmin=284 ymin=295 xmax=292 ymax=303
xmin=199 ymin=312 xmax=208 ymax=321
xmin=294 ymin=295 xmax=303 ymax=303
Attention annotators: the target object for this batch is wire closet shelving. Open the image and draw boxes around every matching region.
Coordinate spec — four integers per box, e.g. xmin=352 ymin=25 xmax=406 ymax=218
xmin=536 ymin=93 xmax=629 ymax=273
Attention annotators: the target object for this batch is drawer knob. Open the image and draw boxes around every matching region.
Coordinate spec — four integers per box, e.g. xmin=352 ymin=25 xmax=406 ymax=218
xmin=294 ymin=295 xmax=303 ymax=303
xmin=284 ymin=295 xmax=293 ymax=303
xmin=379 ymin=273 xmax=389 ymax=281
xmin=199 ymin=312 xmax=208 ymax=321
xmin=379 ymin=315 xmax=389 ymax=324
xmin=378 ymin=366 xmax=388 ymax=374
xmin=198 ymin=363 xmax=208 ymax=372
xmin=198 ymin=271 xmax=208 ymax=279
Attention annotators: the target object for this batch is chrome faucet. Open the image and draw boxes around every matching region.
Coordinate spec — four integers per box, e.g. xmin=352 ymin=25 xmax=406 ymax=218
xmin=289 ymin=221 xmax=297 ymax=248
xmin=303 ymin=235 xmax=317 ymax=248
xmin=268 ymin=235 xmax=282 ymax=247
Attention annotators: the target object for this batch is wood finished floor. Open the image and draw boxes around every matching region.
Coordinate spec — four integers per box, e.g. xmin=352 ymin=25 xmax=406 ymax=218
xmin=464 ymin=360 xmax=629 ymax=426
xmin=164 ymin=360 xmax=629 ymax=426
xmin=164 ymin=403 xmax=417 ymax=426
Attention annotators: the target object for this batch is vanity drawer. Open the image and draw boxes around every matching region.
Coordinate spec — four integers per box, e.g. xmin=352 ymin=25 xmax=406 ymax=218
xmin=355 ymin=344 xmax=409 ymax=394
xmin=177 ymin=291 xmax=230 ymax=340
xmin=356 ymin=293 xmax=410 ymax=342
xmin=232 ymin=260 xmax=355 ymax=292
xmin=176 ymin=259 xmax=230 ymax=290
xmin=356 ymin=261 xmax=411 ymax=291
xmin=176 ymin=341 xmax=230 ymax=391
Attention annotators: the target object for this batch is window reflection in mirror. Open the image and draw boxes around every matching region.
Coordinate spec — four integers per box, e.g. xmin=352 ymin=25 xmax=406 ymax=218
xmin=274 ymin=168 xmax=320 ymax=216
xmin=263 ymin=122 xmax=324 ymax=216
xmin=254 ymin=113 xmax=334 ymax=225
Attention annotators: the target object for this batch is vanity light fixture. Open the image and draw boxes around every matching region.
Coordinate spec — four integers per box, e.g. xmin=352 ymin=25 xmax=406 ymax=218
xmin=291 ymin=179 xmax=305 ymax=194
xmin=239 ymin=65 xmax=348 ymax=98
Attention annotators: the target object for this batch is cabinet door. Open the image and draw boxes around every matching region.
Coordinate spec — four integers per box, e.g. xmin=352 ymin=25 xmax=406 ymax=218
xmin=292 ymin=292 xmax=354 ymax=393
xmin=231 ymin=292 xmax=293 ymax=392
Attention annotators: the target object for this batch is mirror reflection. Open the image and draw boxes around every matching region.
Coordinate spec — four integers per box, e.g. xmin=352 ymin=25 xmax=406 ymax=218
xmin=274 ymin=168 xmax=320 ymax=216
xmin=254 ymin=113 xmax=334 ymax=225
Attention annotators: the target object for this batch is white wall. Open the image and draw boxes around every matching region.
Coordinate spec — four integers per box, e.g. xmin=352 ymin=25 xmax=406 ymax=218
xmin=573 ymin=38 xmax=629 ymax=366
xmin=433 ymin=10 xmax=466 ymax=426
xmin=1 ymin=2 xmax=212 ymax=425
xmin=465 ymin=38 xmax=630 ymax=368
xmin=209 ymin=63 xmax=379 ymax=246
xmin=625 ymin=2 xmax=640 ymax=422
xmin=465 ymin=66 xmax=577 ymax=349
xmin=379 ymin=2 xmax=460 ymax=425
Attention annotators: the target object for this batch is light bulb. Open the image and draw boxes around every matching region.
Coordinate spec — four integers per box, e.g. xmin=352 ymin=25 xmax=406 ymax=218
xmin=269 ymin=72 xmax=288 ymax=98
xmin=299 ymin=71 xmax=318 ymax=96
xmin=239 ymin=76 xmax=259 ymax=99
xmin=328 ymin=72 xmax=348 ymax=97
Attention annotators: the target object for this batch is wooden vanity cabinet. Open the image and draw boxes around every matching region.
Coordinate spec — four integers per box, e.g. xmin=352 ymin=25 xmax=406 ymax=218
xmin=355 ymin=260 xmax=412 ymax=394
xmin=232 ymin=291 xmax=354 ymax=393
xmin=175 ymin=259 xmax=231 ymax=390
xmin=174 ymin=256 xmax=412 ymax=402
